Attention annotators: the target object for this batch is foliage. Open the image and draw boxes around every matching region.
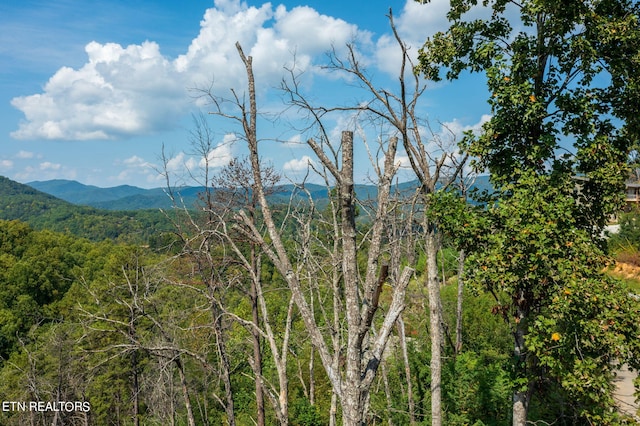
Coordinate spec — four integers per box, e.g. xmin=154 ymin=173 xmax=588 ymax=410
xmin=0 ymin=220 xmax=93 ymax=358
xmin=0 ymin=175 xmax=176 ymax=245
xmin=610 ymin=211 xmax=640 ymax=251
xmin=3 ymin=0 xmax=640 ymax=420
xmin=418 ymin=0 xmax=640 ymax=422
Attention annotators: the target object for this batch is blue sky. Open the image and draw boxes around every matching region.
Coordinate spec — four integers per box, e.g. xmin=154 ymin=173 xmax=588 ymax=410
xmin=0 ymin=0 xmax=491 ymax=188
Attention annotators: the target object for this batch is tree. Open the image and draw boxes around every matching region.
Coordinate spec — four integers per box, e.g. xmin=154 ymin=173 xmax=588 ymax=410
xmin=200 ymin=42 xmax=415 ymax=426
xmin=162 ymin=113 xmax=301 ymax=425
xmin=283 ymin=13 xmax=469 ymax=424
xmin=417 ymin=0 xmax=640 ymax=423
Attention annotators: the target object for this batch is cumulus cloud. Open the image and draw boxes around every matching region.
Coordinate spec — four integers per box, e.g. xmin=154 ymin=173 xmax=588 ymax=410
xmin=16 ymin=150 xmax=35 ymax=159
xmin=159 ymin=134 xmax=235 ymax=184
xmin=441 ymin=114 xmax=492 ymax=139
xmin=123 ymin=155 xmax=152 ymax=167
xmin=375 ymin=0 xmax=498 ymax=77
xmin=283 ymin=155 xmax=314 ymax=173
xmin=0 ymin=160 xmax=14 ymax=169
xmin=39 ymin=161 xmax=62 ymax=171
xmin=164 ymin=152 xmax=197 ymax=175
xmin=11 ymin=0 xmax=367 ymax=141
xmin=11 ymin=40 xmax=185 ymax=141
xmin=374 ymin=0 xmax=451 ymax=76
xmin=199 ymin=140 xmax=235 ymax=169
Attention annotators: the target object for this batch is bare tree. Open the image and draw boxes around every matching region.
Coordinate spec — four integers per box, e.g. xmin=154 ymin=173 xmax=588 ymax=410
xmin=198 ymin=42 xmax=415 ymax=425
xmin=290 ymin=12 xmax=469 ymax=425
xmin=210 ymin=157 xmax=274 ymax=426
xmin=77 ymin=258 xmax=202 ymax=426
xmin=163 ymin=113 xmax=302 ymax=425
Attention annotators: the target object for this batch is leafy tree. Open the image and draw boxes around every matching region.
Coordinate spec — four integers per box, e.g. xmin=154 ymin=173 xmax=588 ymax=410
xmin=0 ymin=220 xmax=93 ymax=359
xmin=417 ymin=0 xmax=640 ymax=423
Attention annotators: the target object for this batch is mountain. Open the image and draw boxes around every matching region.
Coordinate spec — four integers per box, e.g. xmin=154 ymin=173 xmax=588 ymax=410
xmin=1 ymin=176 xmax=174 ymax=244
xmin=28 ymin=179 xmax=168 ymax=206
xmin=26 ymin=180 xmax=338 ymax=210
xmin=27 ymin=176 xmax=493 ymax=211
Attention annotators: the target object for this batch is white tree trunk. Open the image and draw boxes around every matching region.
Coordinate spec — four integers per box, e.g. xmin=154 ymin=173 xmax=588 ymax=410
xmin=513 ymin=306 xmax=528 ymax=426
xmin=426 ymin=227 xmax=442 ymax=426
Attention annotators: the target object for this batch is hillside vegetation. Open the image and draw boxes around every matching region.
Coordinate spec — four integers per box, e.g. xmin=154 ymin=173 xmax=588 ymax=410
xmin=0 ymin=176 xmax=175 ymax=245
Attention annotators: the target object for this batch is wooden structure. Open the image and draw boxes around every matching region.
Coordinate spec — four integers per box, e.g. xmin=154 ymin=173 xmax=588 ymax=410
xmin=625 ymin=182 xmax=640 ymax=210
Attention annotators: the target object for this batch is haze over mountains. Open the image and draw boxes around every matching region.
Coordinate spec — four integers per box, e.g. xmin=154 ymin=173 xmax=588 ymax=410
xmin=28 ymin=178 xmax=488 ymax=211
xmin=26 ymin=179 xmax=346 ymax=210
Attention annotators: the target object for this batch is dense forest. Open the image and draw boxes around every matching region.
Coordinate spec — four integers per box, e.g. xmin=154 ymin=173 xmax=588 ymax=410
xmin=0 ymin=176 xmax=176 ymax=246
xmin=2 ymin=0 xmax=640 ymax=425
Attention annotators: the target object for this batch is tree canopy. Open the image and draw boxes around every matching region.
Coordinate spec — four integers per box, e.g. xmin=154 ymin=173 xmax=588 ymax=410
xmin=418 ymin=0 xmax=640 ymax=423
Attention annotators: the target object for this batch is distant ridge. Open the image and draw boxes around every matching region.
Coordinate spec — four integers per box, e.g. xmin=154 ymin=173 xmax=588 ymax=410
xmin=27 ymin=179 xmax=163 ymax=205
xmin=0 ymin=176 xmax=173 ymax=243
xmin=27 ymin=176 xmax=492 ymax=211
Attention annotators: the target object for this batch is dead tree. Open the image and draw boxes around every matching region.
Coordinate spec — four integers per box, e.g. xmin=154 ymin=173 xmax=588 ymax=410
xmin=200 ymin=42 xmax=414 ymax=425
xmin=162 ymin=113 xmax=298 ymax=425
xmin=285 ymin=11 xmax=469 ymax=425
xmin=77 ymin=259 xmax=201 ymax=426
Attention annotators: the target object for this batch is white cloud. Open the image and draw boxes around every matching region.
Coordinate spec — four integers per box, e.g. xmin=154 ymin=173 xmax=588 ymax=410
xmin=441 ymin=114 xmax=491 ymax=139
xmin=162 ymin=135 xmax=234 ymax=180
xmin=374 ymin=0 xmax=452 ymax=77
xmin=15 ymin=150 xmax=35 ymax=159
xmin=11 ymin=40 xmax=185 ymax=141
xmin=39 ymin=161 xmax=62 ymax=170
xmin=0 ymin=160 xmax=14 ymax=169
xmin=394 ymin=154 xmax=412 ymax=169
xmin=375 ymin=0 xmax=498 ymax=77
xmin=283 ymin=155 xmax=314 ymax=173
xmin=10 ymin=1 xmax=371 ymax=141
xmin=106 ymin=155 xmax=163 ymax=186
xmin=14 ymin=164 xmax=77 ymax=182
xmin=165 ymin=152 xmax=193 ymax=174
xmin=273 ymin=5 xmax=362 ymax=55
xmin=200 ymin=140 xmax=235 ymax=169
xmin=396 ymin=0 xmax=452 ymax=44
xmin=123 ymin=155 xmax=151 ymax=167
xmin=280 ymin=134 xmax=305 ymax=148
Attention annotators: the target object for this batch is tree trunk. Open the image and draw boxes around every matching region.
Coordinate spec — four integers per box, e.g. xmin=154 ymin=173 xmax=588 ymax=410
xmin=425 ymin=226 xmax=442 ymax=426
xmin=397 ymin=316 xmax=416 ymax=425
xmin=234 ymin=45 xmax=412 ymax=425
xmin=250 ymin=246 xmax=266 ymax=426
xmin=212 ymin=301 xmax=235 ymax=426
xmin=129 ymin=320 xmax=140 ymax=426
xmin=309 ymin=346 xmax=315 ymax=406
xmin=132 ymin=349 xmax=140 ymax=426
xmin=175 ymin=357 xmax=196 ymax=426
xmin=455 ymin=249 xmax=465 ymax=354
xmin=513 ymin=391 xmax=528 ymax=426
xmin=339 ymin=130 xmax=365 ymax=426
xmin=381 ymin=359 xmax=394 ymax=426
xmin=329 ymin=391 xmax=338 ymax=426
xmin=513 ymin=305 xmax=529 ymax=426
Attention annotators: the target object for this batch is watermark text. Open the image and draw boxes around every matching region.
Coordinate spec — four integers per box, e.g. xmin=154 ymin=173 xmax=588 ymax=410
xmin=2 ymin=401 xmax=90 ymax=412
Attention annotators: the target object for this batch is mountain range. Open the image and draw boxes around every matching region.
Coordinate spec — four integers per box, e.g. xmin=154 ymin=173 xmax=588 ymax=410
xmin=27 ymin=178 xmax=468 ymax=210
xmin=1 ymin=175 xmax=491 ymax=243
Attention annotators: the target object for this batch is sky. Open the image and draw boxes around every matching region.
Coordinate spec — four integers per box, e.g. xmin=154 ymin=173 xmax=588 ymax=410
xmin=0 ymin=0 xmax=492 ymax=189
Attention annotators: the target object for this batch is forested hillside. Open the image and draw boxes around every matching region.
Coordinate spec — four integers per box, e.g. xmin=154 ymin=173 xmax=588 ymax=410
xmin=0 ymin=206 xmax=517 ymax=425
xmin=0 ymin=176 xmax=175 ymax=245
xmin=28 ymin=177 xmax=458 ymax=211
